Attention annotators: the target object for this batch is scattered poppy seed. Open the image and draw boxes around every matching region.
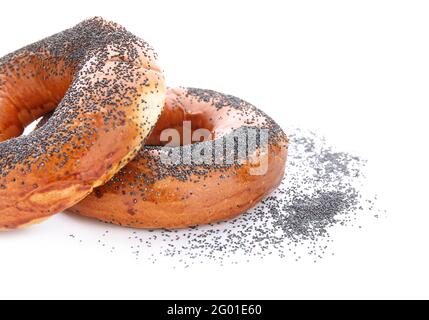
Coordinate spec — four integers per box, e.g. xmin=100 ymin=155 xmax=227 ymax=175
xmin=68 ymin=128 xmax=382 ymax=265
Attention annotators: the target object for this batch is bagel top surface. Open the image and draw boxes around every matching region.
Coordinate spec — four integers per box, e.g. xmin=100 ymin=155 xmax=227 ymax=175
xmin=0 ymin=17 xmax=166 ymax=229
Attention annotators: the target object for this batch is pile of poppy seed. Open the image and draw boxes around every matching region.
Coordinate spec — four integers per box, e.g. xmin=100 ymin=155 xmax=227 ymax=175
xmin=70 ymin=127 xmax=380 ymax=265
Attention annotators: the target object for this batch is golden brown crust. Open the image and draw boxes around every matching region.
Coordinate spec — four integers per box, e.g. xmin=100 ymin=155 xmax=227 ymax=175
xmin=69 ymin=88 xmax=288 ymax=229
xmin=0 ymin=17 xmax=166 ymax=230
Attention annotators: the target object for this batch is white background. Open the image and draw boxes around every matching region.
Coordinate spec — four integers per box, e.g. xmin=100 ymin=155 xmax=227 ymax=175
xmin=0 ymin=0 xmax=428 ymax=299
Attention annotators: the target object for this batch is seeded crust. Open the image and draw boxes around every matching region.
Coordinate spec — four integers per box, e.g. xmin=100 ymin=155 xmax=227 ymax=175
xmin=0 ymin=17 xmax=166 ymax=229
xmin=68 ymin=88 xmax=288 ymax=229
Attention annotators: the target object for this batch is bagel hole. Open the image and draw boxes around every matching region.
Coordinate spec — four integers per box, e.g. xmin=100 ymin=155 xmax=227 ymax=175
xmin=0 ymin=115 xmax=48 ymax=142
xmin=146 ymin=111 xmax=215 ymax=147
xmin=23 ymin=117 xmax=46 ymax=136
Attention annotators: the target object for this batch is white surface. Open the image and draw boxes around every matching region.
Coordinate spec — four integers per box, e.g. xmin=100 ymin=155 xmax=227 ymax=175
xmin=0 ymin=0 xmax=428 ymax=299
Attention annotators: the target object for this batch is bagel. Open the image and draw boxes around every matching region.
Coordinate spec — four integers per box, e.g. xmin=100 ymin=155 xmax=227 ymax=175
xmin=0 ymin=18 xmax=166 ymax=230
xmin=67 ymin=88 xmax=288 ymax=229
